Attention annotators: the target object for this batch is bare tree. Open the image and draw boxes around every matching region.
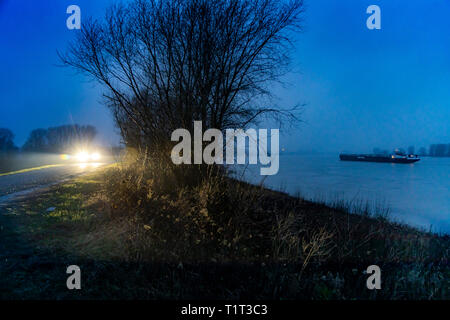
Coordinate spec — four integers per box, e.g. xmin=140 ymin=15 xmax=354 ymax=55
xmin=60 ymin=0 xmax=304 ymax=154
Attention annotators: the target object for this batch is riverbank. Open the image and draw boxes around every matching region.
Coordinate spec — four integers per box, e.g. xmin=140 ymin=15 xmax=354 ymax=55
xmin=0 ymin=164 xmax=448 ymax=299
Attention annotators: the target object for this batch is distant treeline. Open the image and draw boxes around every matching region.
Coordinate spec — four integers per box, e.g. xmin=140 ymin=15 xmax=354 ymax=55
xmin=374 ymin=144 xmax=450 ymax=157
xmin=0 ymin=124 xmax=97 ymax=154
xmin=0 ymin=125 xmax=98 ymax=173
xmin=22 ymin=125 xmax=97 ymax=153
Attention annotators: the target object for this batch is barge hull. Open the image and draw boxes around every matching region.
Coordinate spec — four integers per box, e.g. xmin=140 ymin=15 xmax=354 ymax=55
xmin=339 ymin=154 xmax=420 ymax=164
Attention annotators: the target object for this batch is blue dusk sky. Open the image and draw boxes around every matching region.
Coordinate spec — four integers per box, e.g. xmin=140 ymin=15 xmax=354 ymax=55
xmin=1 ymin=0 xmax=449 ymax=152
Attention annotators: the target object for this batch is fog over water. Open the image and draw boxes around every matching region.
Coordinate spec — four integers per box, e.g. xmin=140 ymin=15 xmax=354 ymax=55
xmin=242 ymin=154 xmax=450 ymax=234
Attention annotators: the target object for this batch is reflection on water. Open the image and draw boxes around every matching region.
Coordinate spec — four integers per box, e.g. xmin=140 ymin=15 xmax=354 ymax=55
xmin=241 ymin=154 xmax=450 ymax=234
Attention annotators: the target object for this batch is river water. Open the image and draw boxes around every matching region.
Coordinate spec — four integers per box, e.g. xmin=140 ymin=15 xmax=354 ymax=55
xmin=241 ymin=154 xmax=450 ymax=234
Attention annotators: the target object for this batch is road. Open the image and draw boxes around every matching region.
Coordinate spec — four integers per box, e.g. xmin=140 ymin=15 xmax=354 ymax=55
xmin=0 ymin=163 xmax=106 ymax=203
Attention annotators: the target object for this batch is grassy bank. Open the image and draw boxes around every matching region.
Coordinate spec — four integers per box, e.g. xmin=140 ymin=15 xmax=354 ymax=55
xmin=0 ymin=163 xmax=448 ymax=299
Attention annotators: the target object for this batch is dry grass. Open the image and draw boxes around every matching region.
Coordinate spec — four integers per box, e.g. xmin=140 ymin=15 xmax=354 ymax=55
xmin=1 ymin=157 xmax=448 ymax=299
xmin=92 ymin=157 xmax=449 ymax=299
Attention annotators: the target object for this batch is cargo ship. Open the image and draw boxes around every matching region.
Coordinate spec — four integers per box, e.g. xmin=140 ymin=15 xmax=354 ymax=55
xmin=339 ymin=153 xmax=420 ymax=164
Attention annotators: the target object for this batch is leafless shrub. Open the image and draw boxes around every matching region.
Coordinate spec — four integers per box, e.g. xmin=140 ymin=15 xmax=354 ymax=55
xmin=272 ymin=212 xmax=302 ymax=261
xmin=298 ymin=228 xmax=334 ymax=279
